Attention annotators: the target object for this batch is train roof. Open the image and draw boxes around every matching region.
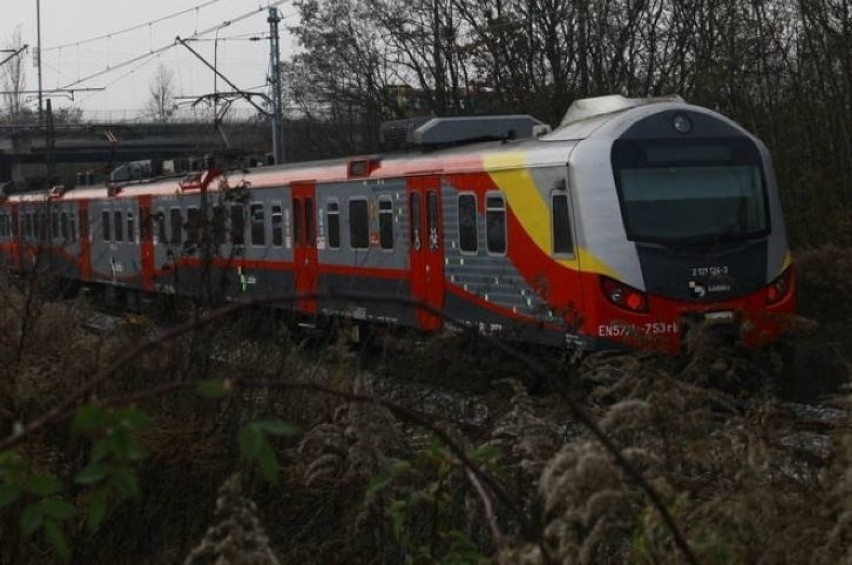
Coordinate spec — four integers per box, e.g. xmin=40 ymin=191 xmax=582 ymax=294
xmin=541 ymin=94 xmax=689 ymax=141
xmin=3 ymin=94 xmax=728 ymax=205
xmin=5 ymin=134 xmax=576 ymax=204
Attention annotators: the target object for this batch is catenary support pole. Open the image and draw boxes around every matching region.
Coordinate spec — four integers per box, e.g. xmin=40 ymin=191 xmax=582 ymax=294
xmin=267 ymin=7 xmax=284 ymax=164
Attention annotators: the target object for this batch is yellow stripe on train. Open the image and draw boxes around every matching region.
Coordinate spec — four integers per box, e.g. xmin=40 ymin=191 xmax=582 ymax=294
xmin=483 ymin=152 xmax=618 ymax=279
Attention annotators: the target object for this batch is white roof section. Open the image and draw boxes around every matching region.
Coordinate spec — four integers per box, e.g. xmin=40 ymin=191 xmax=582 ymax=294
xmin=560 ymin=94 xmax=683 ymax=126
xmin=543 ymin=94 xmax=685 ymax=141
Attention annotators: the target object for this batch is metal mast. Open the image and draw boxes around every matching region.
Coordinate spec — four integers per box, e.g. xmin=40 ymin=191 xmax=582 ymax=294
xmin=37 ymin=0 xmax=44 ymax=126
xmin=267 ymin=7 xmax=284 ymax=164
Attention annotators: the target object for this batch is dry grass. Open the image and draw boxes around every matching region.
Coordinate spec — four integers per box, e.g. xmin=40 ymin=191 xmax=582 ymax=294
xmin=0 ymin=247 xmax=850 ymax=563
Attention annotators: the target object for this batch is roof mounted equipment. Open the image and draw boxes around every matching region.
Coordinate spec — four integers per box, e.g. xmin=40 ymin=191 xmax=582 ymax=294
xmin=380 ymin=114 xmax=549 ymax=151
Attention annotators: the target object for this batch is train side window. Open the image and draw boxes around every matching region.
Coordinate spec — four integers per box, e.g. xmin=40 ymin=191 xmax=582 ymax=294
xmin=292 ymin=199 xmax=302 ymax=246
xmin=101 ymin=211 xmax=111 ymax=242
xmin=427 ymin=192 xmax=439 ymax=251
xmin=378 ymin=198 xmax=394 ymax=250
xmin=187 ymin=207 xmax=201 ymax=244
xmin=169 ymin=208 xmax=182 ymax=245
xmin=250 ymin=203 xmax=265 ymax=246
xmin=213 ymin=205 xmax=227 ymax=246
xmin=60 ymin=212 xmax=69 ymax=241
xmin=349 ymin=198 xmax=369 ymax=249
xmin=127 ymin=211 xmax=136 ymax=244
xmin=24 ymin=213 xmax=32 ymax=239
xmin=305 ymin=197 xmax=316 ymax=247
xmin=486 ymin=194 xmax=507 ymax=255
xmin=230 ymin=204 xmax=245 ymax=245
xmin=69 ymin=213 xmax=76 ymax=241
xmin=409 ymin=193 xmax=421 ymax=250
xmin=52 ymin=212 xmax=59 ymax=241
xmin=326 ymin=200 xmax=340 ymax=249
xmin=458 ymin=194 xmax=478 ymax=253
xmin=271 ymin=204 xmax=284 ymax=247
xmin=114 ymin=210 xmax=124 ymax=242
xmin=552 ymin=193 xmax=574 ymax=255
xmin=156 ymin=209 xmax=167 ymax=244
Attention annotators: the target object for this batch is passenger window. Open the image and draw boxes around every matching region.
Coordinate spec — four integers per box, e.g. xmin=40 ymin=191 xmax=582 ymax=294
xmin=292 ymin=199 xmax=302 ymax=246
xmin=250 ymin=203 xmax=265 ymax=246
xmin=230 ymin=204 xmax=245 ymax=245
xmin=169 ymin=208 xmax=182 ymax=245
xmin=156 ymin=209 xmax=167 ymax=244
xmin=379 ymin=199 xmax=394 ymax=250
xmin=427 ymin=192 xmax=439 ymax=251
xmin=305 ymin=197 xmax=316 ymax=247
xmin=61 ymin=213 xmax=69 ymax=241
xmin=213 ymin=205 xmax=227 ymax=246
xmin=271 ymin=204 xmax=284 ymax=247
xmin=114 ymin=210 xmax=124 ymax=242
xmin=127 ymin=211 xmax=136 ymax=244
xmin=70 ymin=213 xmax=76 ymax=242
xmin=327 ymin=200 xmax=340 ymax=249
xmin=486 ymin=195 xmax=506 ymax=254
xmin=349 ymin=199 xmax=369 ymax=249
xmin=52 ymin=212 xmax=59 ymax=240
xmin=187 ymin=207 xmax=201 ymax=244
xmin=458 ymin=194 xmax=477 ymax=253
xmin=36 ymin=213 xmax=43 ymax=240
xmin=552 ymin=193 xmax=574 ymax=255
xmin=102 ymin=211 xmax=111 ymax=242
xmin=409 ymin=193 xmax=421 ymax=250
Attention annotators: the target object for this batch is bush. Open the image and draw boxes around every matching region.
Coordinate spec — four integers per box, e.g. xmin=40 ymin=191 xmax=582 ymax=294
xmin=795 ymin=245 xmax=852 ymax=326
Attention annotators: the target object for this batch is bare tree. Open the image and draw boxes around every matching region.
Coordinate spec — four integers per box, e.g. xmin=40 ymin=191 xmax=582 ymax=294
xmin=145 ymin=63 xmax=176 ymax=122
xmin=2 ymin=28 xmax=29 ymax=123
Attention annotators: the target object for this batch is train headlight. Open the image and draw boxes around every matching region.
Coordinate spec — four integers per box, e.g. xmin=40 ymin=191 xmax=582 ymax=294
xmin=766 ymin=267 xmax=793 ymax=305
xmin=672 ymin=113 xmax=693 ymax=134
xmin=601 ymin=276 xmax=649 ymax=313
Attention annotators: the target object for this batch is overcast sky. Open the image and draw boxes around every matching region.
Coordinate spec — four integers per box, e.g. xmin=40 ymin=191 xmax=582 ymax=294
xmin=1 ymin=0 xmax=299 ymax=120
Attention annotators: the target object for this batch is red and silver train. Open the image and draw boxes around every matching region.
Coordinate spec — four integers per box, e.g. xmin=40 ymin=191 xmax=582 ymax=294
xmin=0 ymin=95 xmax=795 ymax=351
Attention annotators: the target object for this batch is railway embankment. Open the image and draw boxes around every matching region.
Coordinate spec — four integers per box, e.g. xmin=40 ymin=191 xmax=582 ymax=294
xmin=0 ymin=245 xmax=850 ymax=563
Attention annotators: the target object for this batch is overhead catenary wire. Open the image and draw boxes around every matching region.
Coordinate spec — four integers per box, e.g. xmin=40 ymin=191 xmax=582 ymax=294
xmin=42 ymin=0 xmax=227 ymax=52
xmin=60 ymin=0 xmax=288 ymax=91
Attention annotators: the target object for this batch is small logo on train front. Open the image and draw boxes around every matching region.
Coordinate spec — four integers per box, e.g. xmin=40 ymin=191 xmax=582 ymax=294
xmin=688 ymin=265 xmax=733 ymax=297
xmin=689 ymin=280 xmax=707 ymax=297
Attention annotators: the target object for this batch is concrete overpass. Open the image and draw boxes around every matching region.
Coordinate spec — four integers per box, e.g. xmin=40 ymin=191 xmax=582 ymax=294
xmin=0 ymin=120 xmax=272 ymax=189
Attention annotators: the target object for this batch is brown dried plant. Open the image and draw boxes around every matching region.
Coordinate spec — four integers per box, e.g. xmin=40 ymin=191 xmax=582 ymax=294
xmin=185 ymin=473 xmax=280 ymax=565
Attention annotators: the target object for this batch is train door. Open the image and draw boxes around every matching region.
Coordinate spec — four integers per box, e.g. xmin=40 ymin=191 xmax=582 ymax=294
xmin=138 ymin=195 xmax=155 ymax=292
xmin=78 ymin=202 xmax=91 ymax=282
xmin=292 ymin=182 xmax=318 ymax=314
xmin=407 ymin=175 xmax=445 ymax=331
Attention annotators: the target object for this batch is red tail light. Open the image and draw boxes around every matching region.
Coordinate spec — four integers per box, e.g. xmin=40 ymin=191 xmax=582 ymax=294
xmin=601 ymin=276 xmax=648 ymax=313
xmin=766 ymin=267 xmax=792 ymax=305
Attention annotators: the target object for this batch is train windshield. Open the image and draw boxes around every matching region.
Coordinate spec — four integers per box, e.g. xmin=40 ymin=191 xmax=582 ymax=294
xmin=612 ymin=138 xmax=769 ymax=244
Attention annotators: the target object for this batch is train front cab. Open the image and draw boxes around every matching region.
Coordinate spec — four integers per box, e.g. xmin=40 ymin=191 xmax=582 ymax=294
xmin=570 ymin=104 xmax=795 ymax=352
